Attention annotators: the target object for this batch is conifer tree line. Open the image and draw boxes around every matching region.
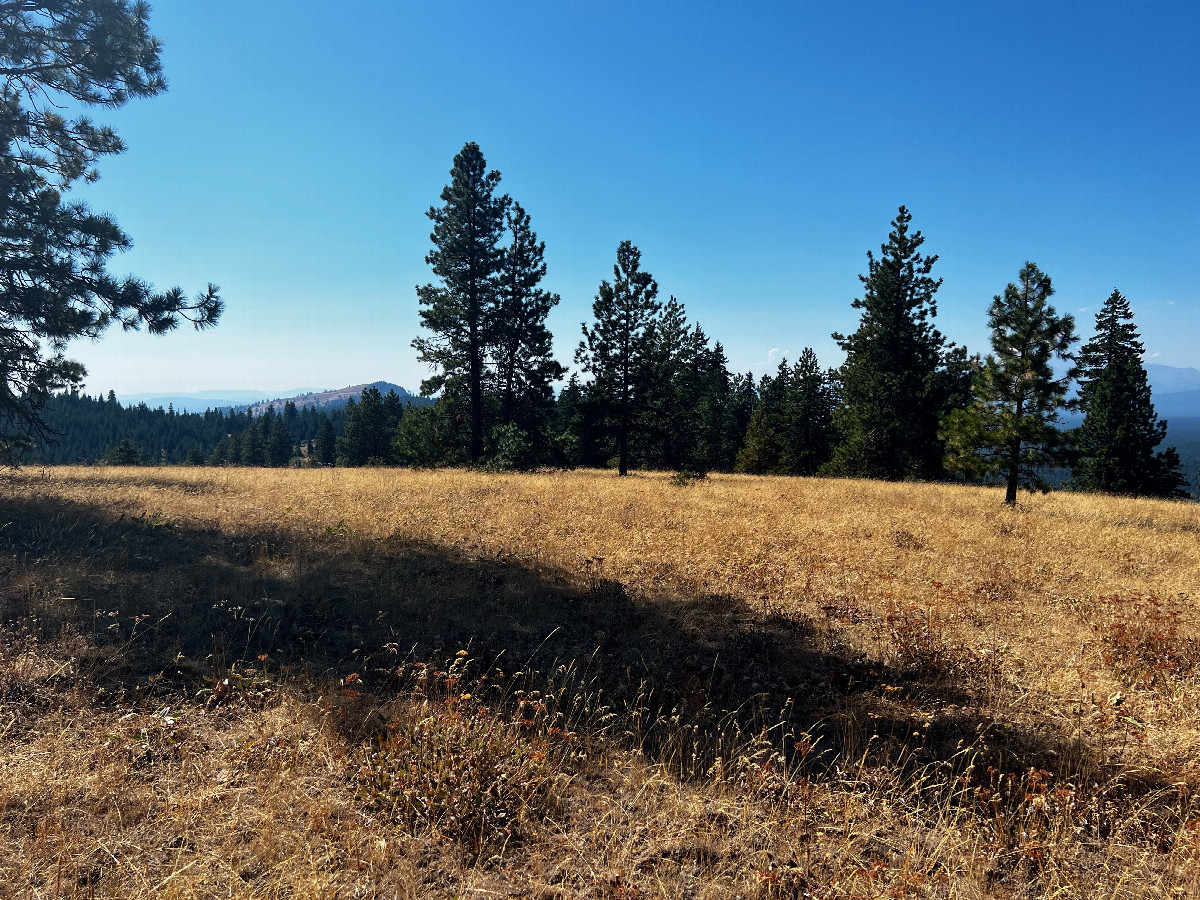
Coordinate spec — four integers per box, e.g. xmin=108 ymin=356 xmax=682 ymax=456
xmin=29 ymin=142 xmax=1192 ymax=501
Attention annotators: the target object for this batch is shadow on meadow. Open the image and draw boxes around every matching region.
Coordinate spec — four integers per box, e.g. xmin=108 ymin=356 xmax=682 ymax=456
xmin=0 ymin=489 xmax=1134 ymax=790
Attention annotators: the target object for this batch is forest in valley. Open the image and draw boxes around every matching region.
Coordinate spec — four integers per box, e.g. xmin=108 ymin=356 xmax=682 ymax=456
xmin=21 ymin=142 xmax=1197 ymax=502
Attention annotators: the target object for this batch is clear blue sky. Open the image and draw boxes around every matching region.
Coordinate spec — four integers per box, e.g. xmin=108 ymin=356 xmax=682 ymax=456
xmin=66 ymin=1 xmax=1200 ymax=397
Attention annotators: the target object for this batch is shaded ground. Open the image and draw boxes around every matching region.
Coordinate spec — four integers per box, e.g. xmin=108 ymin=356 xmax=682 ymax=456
xmin=0 ymin=488 xmax=1133 ymax=786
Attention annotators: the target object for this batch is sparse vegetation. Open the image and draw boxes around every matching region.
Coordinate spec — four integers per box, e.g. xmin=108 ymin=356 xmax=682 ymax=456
xmin=2 ymin=466 xmax=1199 ymax=897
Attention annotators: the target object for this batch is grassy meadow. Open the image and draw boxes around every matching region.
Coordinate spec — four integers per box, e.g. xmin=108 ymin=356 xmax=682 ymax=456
xmin=2 ymin=466 xmax=1199 ymax=898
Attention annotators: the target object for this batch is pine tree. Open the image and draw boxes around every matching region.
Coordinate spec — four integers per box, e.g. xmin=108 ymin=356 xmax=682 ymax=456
xmin=0 ymin=2 xmax=222 ymax=464
xmin=240 ymin=418 xmax=266 ymax=466
xmin=266 ymin=414 xmax=293 ymax=467
xmin=576 ymin=241 xmax=662 ymax=476
xmin=553 ymin=374 xmax=603 ymax=468
xmin=736 ymin=367 xmax=788 ymax=475
xmin=338 ymin=387 xmax=402 ymax=466
xmin=315 ymin=418 xmax=337 ymax=466
xmin=690 ymin=337 xmax=742 ymax=472
xmin=639 ymin=296 xmax=698 ymax=470
xmin=942 ymin=263 xmax=1078 ymax=505
xmin=493 ymin=201 xmax=565 ymax=441
xmin=736 ymin=350 xmax=837 ymax=475
xmin=103 ymin=438 xmax=142 ymax=465
xmin=1073 ymin=290 xmax=1187 ymax=497
xmin=413 ymin=142 xmax=507 ymax=463
xmin=828 ymin=207 xmax=965 ymax=480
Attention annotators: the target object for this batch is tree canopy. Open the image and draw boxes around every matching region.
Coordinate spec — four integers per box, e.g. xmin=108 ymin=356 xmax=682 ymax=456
xmin=1073 ymin=290 xmax=1187 ymax=498
xmin=942 ymin=263 xmax=1078 ymax=505
xmin=1 ymin=0 xmax=221 ymax=464
xmin=575 ymin=241 xmax=661 ymax=476
xmin=413 ymin=142 xmax=507 ymax=464
xmin=827 ymin=207 xmax=969 ymax=480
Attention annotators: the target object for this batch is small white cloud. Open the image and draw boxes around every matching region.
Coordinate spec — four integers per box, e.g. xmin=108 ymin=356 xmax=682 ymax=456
xmin=1152 ymin=352 xmax=1162 ymax=357
xmin=1077 ymin=307 xmax=1089 ymax=312
xmin=766 ymin=347 xmax=783 ymax=364
xmin=1168 ymin=300 xmax=1176 ymax=305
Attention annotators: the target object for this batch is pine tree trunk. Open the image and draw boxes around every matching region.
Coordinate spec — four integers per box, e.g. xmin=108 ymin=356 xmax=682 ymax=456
xmin=469 ymin=322 xmax=483 ymax=463
xmin=619 ymin=406 xmax=629 ymax=476
xmin=1005 ymin=436 xmax=1020 ymax=505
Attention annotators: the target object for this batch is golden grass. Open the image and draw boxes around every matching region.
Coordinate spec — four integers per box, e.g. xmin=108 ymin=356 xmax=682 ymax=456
xmin=2 ymin=466 xmax=1199 ymax=898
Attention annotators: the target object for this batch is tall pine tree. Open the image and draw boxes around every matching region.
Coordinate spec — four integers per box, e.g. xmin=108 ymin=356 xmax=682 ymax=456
xmin=1073 ymin=290 xmax=1187 ymax=497
xmin=576 ymin=241 xmax=661 ymax=476
xmin=493 ymin=201 xmax=565 ymax=446
xmin=828 ymin=207 xmax=967 ymax=480
xmin=413 ymin=142 xmax=507 ymax=463
xmin=942 ymin=263 xmax=1077 ymax=505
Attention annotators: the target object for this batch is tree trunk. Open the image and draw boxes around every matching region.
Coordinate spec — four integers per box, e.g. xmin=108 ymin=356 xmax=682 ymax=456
xmin=618 ymin=405 xmax=629 ymax=476
xmin=1004 ymin=458 xmax=1019 ymax=505
xmin=1004 ymin=436 xmax=1020 ymax=505
xmin=469 ymin=320 xmax=482 ymax=463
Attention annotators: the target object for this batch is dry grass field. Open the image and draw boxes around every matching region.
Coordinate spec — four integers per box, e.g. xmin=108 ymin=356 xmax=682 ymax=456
xmin=2 ymin=466 xmax=1199 ymax=898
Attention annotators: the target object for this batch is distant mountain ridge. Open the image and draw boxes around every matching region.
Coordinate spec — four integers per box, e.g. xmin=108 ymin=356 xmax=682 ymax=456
xmin=1146 ymin=364 xmax=1200 ymax=419
xmin=118 ymin=388 xmax=317 ymax=414
xmin=236 ymin=381 xmax=432 ymax=416
xmin=1145 ymin=363 xmax=1200 ymax=395
xmin=117 ymin=382 xmax=431 ymax=415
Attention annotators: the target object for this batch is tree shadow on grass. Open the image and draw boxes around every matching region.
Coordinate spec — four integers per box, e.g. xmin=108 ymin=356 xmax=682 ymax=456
xmin=0 ymin=489 xmax=1155 ymax=794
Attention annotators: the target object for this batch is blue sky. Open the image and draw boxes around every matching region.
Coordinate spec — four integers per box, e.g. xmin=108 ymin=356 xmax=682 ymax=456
xmin=66 ymin=1 xmax=1200 ymax=397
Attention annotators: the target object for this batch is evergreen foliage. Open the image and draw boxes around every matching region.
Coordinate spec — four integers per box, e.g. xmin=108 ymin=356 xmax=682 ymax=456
xmin=413 ymin=142 xmax=507 ymax=463
xmin=1072 ymin=290 xmax=1187 ymax=498
xmin=942 ymin=263 xmax=1078 ymax=505
xmin=102 ymin=437 xmax=142 ymax=465
xmin=265 ymin=410 xmax=294 ymax=467
xmin=393 ymin=400 xmax=465 ymax=467
xmin=315 ymin=418 xmax=337 ymax=466
xmin=28 ymin=391 xmax=344 ymax=466
xmin=494 ymin=201 xmax=565 ymax=447
xmin=736 ymin=350 xmax=838 ymax=476
xmin=0 ymin=0 xmax=222 ymax=464
xmin=552 ymin=374 xmax=603 ymax=469
xmin=828 ymin=207 xmax=969 ymax=480
xmin=338 ymin=387 xmax=404 ymax=466
xmin=575 ymin=241 xmax=662 ymax=476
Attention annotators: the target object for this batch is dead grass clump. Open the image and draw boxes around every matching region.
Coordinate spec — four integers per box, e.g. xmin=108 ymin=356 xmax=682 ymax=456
xmin=1093 ymin=593 xmax=1200 ymax=690
xmin=353 ymin=653 xmax=570 ymax=855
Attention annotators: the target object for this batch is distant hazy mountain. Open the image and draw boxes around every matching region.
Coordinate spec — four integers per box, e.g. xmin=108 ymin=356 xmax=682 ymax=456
xmin=1146 ymin=363 xmax=1200 ymax=395
xmin=1146 ymin=364 xmax=1200 ymax=419
xmin=118 ymin=382 xmax=431 ymax=415
xmin=118 ymin=389 xmax=320 ymax=413
xmin=237 ymin=381 xmax=432 ymax=415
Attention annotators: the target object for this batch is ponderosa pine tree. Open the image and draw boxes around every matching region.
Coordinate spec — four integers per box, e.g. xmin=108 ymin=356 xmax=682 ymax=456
xmin=1072 ymin=290 xmax=1187 ymax=497
xmin=493 ymin=201 xmax=565 ymax=443
xmin=576 ymin=241 xmax=661 ymax=476
xmin=1 ymin=1 xmax=222 ymax=464
xmin=942 ymin=263 xmax=1078 ymax=505
xmin=413 ymin=142 xmax=507 ymax=463
xmin=828 ymin=207 xmax=968 ymax=480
